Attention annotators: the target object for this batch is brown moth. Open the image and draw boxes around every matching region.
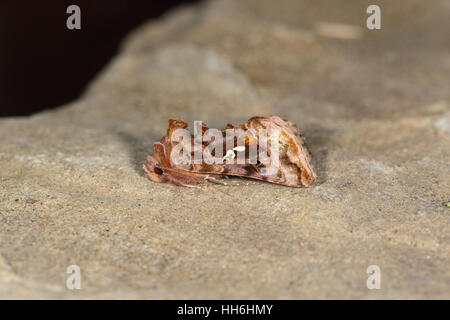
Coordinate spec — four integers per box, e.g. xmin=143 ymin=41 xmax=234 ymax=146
xmin=143 ymin=116 xmax=317 ymax=187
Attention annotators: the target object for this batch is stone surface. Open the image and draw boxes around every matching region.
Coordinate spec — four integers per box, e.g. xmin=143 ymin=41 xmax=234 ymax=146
xmin=1 ymin=0 xmax=449 ymax=299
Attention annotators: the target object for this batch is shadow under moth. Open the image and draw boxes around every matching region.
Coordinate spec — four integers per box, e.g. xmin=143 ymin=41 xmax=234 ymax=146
xmin=143 ymin=116 xmax=317 ymax=187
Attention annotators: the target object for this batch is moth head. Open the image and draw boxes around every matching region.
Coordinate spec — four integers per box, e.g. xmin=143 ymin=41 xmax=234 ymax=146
xmin=143 ymin=155 xmax=167 ymax=183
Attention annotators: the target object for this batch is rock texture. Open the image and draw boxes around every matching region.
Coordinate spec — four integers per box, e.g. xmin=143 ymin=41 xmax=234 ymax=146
xmin=1 ymin=0 xmax=449 ymax=299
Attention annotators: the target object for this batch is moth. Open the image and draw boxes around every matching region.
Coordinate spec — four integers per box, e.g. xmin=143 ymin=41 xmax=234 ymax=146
xmin=143 ymin=116 xmax=317 ymax=187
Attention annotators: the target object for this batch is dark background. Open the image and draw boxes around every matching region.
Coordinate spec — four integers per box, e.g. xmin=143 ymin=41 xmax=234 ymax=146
xmin=0 ymin=0 xmax=199 ymax=117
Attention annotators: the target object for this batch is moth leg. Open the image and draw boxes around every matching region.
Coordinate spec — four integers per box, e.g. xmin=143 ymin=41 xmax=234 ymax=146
xmin=206 ymin=177 xmax=228 ymax=185
xmin=208 ymin=176 xmax=251 ymax=187
xmin=235 ymin=176 xmax=251 ymax=186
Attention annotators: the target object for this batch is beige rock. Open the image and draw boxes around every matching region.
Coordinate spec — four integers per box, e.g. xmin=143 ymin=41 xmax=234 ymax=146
xmin=1 ymin=0 xmax=449 ymax=299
